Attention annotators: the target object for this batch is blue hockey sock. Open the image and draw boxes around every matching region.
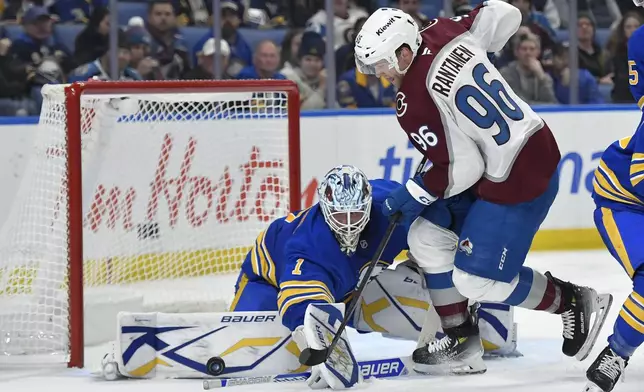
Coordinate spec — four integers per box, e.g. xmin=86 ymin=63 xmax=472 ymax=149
xmin=609 ymin=269 xmax=644 ymax=359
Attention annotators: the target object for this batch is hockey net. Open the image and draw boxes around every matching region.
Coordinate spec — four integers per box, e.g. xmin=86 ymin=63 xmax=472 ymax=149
xmin=0 ymin=80 xmax=301 ymax=367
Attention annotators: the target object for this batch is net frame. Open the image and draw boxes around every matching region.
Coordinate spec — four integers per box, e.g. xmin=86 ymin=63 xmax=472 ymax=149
xmin=59 ymin=80 xmax=301 ymax=368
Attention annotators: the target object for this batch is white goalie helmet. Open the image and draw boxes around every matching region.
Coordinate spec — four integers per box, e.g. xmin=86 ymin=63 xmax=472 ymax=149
xmin=354 ymin=7 xmax=421 ymax=76
xmin=318 ymin=165 xmax=373 ymax=256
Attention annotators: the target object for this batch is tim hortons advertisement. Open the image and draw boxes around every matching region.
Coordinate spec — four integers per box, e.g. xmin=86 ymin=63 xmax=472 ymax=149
xmin=0 ymin=108 xmax=640 ymax=259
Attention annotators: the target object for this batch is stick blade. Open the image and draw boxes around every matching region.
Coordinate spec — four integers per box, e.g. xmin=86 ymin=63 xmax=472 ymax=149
xmin=299 ymin=347 xmax=329 ymax=366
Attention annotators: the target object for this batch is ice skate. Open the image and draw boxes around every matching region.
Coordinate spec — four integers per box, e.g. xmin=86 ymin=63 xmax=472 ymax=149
xmin=412 ymin=307 xmax=486 ymax=375
xmin=546 ymin=272 xmax=613 ymax=361
xmin=582 ymin=345 xmax=628 ymax=392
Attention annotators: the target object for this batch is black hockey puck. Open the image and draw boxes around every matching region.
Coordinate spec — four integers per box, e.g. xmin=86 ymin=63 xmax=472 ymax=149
xmin=206 ymin=357 xmax=226 ymax=376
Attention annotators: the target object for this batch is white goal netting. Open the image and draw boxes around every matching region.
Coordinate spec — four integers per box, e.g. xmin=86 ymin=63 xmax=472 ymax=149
xmin=0 ymin=82 xmax=297 ymax=364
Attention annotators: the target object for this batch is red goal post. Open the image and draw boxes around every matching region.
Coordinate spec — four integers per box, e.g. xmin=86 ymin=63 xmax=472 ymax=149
xmin=0 ymin=80 xmax=301 ymax=368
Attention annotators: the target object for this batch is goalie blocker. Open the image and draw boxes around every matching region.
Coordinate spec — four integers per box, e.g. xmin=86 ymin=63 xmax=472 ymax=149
xmin=103 ymin=263 xmax=518 ymax=380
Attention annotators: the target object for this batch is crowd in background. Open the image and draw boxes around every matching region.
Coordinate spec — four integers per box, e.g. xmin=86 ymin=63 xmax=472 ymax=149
xmin=0 ymin=0 xmax=642 ymax=116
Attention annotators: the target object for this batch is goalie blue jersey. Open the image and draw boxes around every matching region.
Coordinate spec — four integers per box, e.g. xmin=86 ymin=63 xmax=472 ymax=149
xmin=232 ymin=179 xmax=409 ymax=331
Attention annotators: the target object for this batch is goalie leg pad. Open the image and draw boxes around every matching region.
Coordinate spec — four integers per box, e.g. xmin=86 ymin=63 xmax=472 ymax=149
xmin=112 ymin=311 xmax=302 ymax=379
xmin=353 ymin=263 xmax=430 ymax=340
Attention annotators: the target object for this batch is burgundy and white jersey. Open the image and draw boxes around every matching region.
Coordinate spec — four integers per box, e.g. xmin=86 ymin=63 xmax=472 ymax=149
xmin=396 ymin=0 xmax=560 ymax=204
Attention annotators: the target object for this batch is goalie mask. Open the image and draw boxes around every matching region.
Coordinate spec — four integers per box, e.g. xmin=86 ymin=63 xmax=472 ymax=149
xmin=318 ymin=166 xmax=372 ymax=256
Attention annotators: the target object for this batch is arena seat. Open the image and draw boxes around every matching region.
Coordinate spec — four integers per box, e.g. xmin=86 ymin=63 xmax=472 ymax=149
xmin=179 ymin=26 xmax=208 ymax=51
xmin=420 ymin=2 xmax=441 ymax=19
xmin=2 ymin=24 xmax=24 ymax=41
xmin=238 ymin=28 xmax=288 ymax=49
xmin=54 ymin=24 xmax=84 ymax=53
xmin=555 ymin=28 xmax=611 ymax=48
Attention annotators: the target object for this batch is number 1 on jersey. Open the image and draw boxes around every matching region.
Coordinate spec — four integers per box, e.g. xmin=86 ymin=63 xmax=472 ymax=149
xmin=455 ymin=63 xmax=524 ymax=146
xmin=292 ymin=258 xmax=304 ymax=275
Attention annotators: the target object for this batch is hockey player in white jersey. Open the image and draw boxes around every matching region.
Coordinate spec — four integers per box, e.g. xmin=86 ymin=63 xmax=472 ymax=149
xmin=354 ymin=1 xmax=613 ymax=375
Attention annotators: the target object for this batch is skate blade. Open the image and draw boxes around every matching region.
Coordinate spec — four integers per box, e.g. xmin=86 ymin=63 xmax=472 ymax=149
xmin=413 ymin=357 xmax=487 ymax=376
xmin=581 ymin=381 xmax=605 ymax=392
xmin=576 ymin=293 xmax=613 ymax=361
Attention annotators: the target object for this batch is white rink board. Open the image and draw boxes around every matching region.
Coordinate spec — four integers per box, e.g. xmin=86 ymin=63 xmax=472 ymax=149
xmin=0 ymin=107 xmax=640 ymax=248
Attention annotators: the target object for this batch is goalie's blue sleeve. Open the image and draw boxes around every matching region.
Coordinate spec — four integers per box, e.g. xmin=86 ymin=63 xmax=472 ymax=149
xmin=232 ymin=179 xmax=410 ymax=331
xmin=591 ymin=117 xmax=644 ymax=213
xmin=628 ymin=25 xmax=644 ymax=108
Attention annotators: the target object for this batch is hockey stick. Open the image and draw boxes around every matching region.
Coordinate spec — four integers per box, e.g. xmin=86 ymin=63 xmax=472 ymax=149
xmin=299 ymin=157 xmax=429 ymax=367
xmin=202 ymin=356 xmax=414 ymax=389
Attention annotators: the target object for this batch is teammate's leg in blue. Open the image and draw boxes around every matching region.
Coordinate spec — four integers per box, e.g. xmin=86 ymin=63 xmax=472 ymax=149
xmin=611 ymin=270 xmax=644 ymax=358
xmin=585 ymin=207 xmax=644 ymax=391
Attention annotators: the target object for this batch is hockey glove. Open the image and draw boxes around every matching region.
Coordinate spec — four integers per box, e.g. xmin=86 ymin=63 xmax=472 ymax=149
xmin=293 ymin=303 xmax=362 ymax=389
xmin=382 ymin=175 xmax=436 ymax=225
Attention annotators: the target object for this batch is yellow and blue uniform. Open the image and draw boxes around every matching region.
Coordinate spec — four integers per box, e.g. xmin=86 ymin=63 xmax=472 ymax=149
xmin=230 ymin=179 xmax=409 ymax=332
xmin=336 ymin=69 xmax=397 ymax=109
xmin=590 ymin=24 xmax=644 ymax=360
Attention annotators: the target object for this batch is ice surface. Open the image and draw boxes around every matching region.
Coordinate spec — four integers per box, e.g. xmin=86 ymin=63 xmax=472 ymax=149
xmin=1 ymin=250 xmax=641 ymax=392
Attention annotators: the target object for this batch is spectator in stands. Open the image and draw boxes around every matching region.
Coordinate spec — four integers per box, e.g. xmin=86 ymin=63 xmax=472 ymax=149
xmin=245 ymin=0 xmax=289 ymax=28
xmin=287 ymin=0 xmax=319 ymax=28
xmin=236 ymin=39 xmax=286 ymax=79
xmin=282 ymin=31 xmax=326 ymax=109
xmin=500 ymin=33 xmax=557 ymax=104
xmin=280 ymin=29 xmax=303 ymax=72
xmin=67 ymin=29 xmax=141 ymax=82
xmin=548 ymin=42 xmax=603 ymax=104
xmin=125 ymin=25 xmax=162 ymax=80
xmin=306 ymin=0 xmax=368 ymax=49
xmin=175 ymin=0 xmax=212 ymax=26
xmin=551 ymin=0 xmax=596 ymax=29
xmin=10 ymin=6 xmax=74 ymax=113
xmin=509 ymin=0 xmax=558 ymax=60
xmin=337 ymin=69 xmax=396 ymax=109
xmin=606 ymin=11 xmax=643 ymax=102
xmin=396 ymin=0 xmax=429 ymax=27
xmin=335 ymin=17 xmax=366 ymax=81
xmin=184 ymin=38 xmax=231 ymax=80
xmin=146 ymin=0 xmax=191 ymax=79
xmin=0 ymin=37 xmax=38 ymax=116
xmin=450 ymin=0 xmax=473 ymax=17
xmin=577 ymin=12 xmax=612 ymax=84
xmin=49 ymin=0 xmax=106 ymax=24
xmin=73 ymin=7 xmax=109 ymax=68
xmin=493 ymin=25 xmax=531 ymax=68
xmin=616 ymin=0 xmax=644 ymax=22
xmin=2 ymin=0 xmax=30 ymax=23
xmin=192 ymin=1 xmax=251 ymax=78
xmin=532 ymin=0 xmax=561 ymax=29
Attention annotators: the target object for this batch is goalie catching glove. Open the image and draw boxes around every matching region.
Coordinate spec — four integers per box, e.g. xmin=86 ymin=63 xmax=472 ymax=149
xmin=292 ymin=303 xmax=362 ymax=389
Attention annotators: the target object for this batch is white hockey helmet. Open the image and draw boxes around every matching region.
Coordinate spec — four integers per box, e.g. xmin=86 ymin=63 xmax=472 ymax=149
xmin=634 ymin=0 xmax=644 ymax=7
xmin=318 ymin=165 xmax=373 ymax=256
xmin=354 ymin=7 xmax=421 ymax=75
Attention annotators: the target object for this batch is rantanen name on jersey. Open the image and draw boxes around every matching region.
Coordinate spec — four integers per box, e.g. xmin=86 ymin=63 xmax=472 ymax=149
xmin=431 ymin=44 xmax=476 ymax=98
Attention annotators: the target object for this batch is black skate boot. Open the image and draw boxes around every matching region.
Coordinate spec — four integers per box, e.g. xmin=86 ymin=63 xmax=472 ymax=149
xmin=546 ymin=272 xmax=613 ymax=361
xmin=583 ymin=345 xmax=628 ymax=392
xmin=412 ymin=305 xmax=486 ymax=375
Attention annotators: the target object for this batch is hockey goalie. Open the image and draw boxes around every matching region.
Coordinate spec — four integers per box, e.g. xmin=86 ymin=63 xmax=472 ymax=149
xmin=103 ymin=165 xmax=518 ymax=387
